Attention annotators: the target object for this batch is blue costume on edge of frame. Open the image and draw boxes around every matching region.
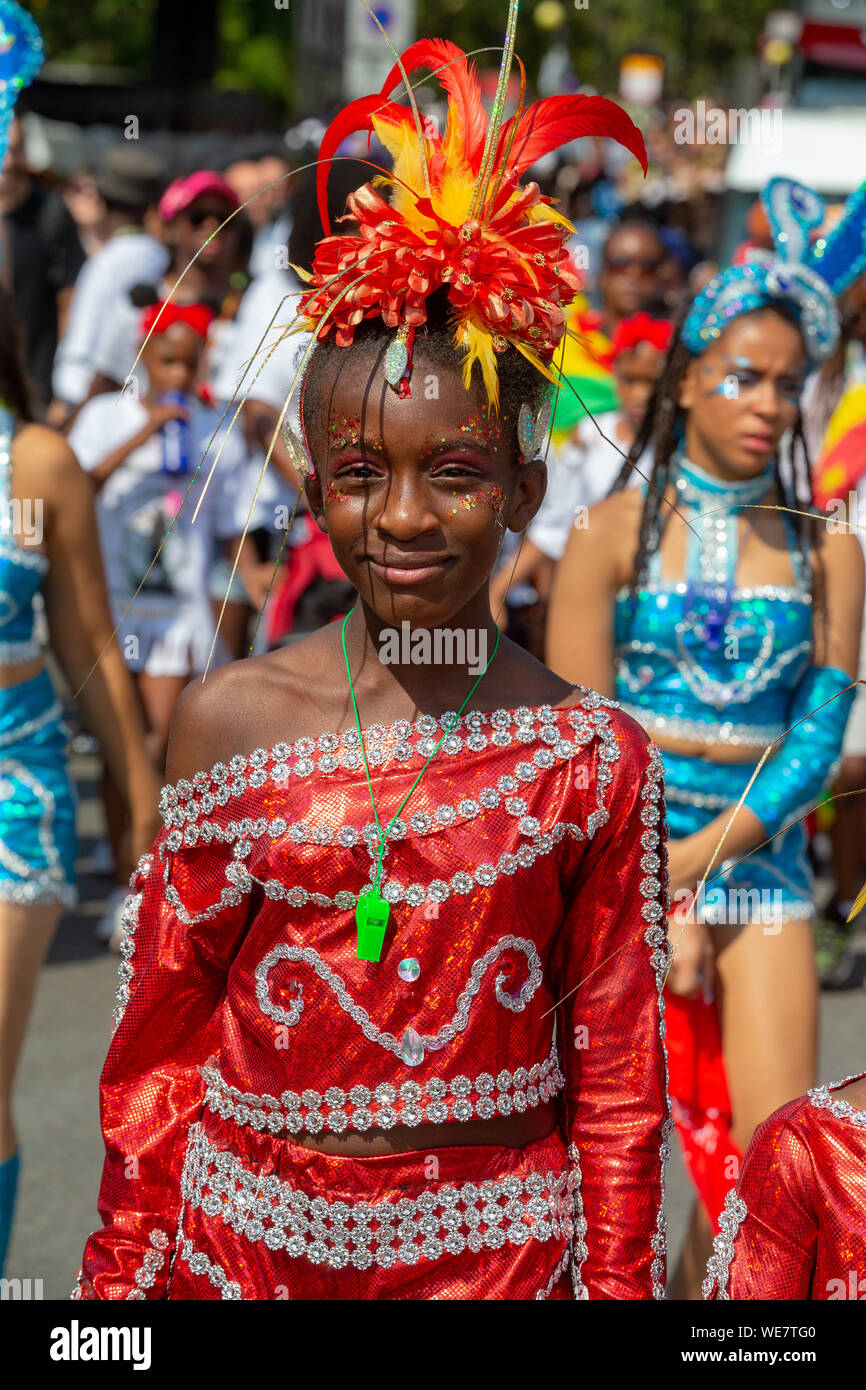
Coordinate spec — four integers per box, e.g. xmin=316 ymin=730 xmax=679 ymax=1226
xmin=0 ymin=420 xmax=78 ymax=910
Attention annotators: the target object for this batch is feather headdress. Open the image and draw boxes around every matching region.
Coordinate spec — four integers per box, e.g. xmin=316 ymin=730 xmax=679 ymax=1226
xmin=296 ymin=3 xmax=647 ymax=410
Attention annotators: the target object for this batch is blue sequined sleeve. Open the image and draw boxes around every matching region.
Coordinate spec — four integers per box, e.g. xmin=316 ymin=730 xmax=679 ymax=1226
xmin=743 ymin=665 xmax=855 ymax=840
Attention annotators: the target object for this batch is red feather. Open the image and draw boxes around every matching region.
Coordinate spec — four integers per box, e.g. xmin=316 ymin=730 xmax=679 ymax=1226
xmin=378 ymin=39 xmax=487 ymax=170
xmin=496 ymin=95 xmax=648 ymax=178
xmin=316 ymin=94 xmax=414 ymax=235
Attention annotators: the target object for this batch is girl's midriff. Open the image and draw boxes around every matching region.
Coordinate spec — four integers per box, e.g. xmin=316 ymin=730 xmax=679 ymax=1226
xmin=293 ymin=1100 xmax=560 ymax=1157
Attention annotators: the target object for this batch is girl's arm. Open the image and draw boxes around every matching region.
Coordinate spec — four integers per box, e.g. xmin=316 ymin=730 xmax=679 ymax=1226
xmin=35 ymin=427 xmax=161 ymax=862
xmin=72 ymin=824 xmax=252 ymax=1299
xmin=546 ymin=492 xmax=625 ymax=696
xmin=552 ymin=715 xmax=672 ymax=1298
xmin=732 ymin=527 xmax=864 ymax=853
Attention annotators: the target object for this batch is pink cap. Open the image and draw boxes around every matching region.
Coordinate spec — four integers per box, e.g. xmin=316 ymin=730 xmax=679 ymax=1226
xmin=158 ymin=170 xmax=239 ymax=222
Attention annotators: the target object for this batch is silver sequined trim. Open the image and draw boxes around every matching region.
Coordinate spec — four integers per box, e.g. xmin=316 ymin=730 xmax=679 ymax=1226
xmin=156 ymin=698 xmax=619 ymax=829
xmin=177 ymin=1233 xmax=242 ymax=1299
xmin=200 ymin=1042 xmax=565 ymax=1137
xmin=180 ymin=1123 xmax=574 ymax=1271
xmin=618 ymin=703 xmax=784 ymax=752
xmin=125 ymin=1228 xmax=170 ymax=1300
xmin=641 ymin=742 xmax=673 ymax=1301
xmin=808 ymin=1073 xmax=866 ymax=1127
xmin=0 ymin=756 xmax=77 ymax=905
xmin=568 ymin=1142 xmax=589 ymax=1299
xmin=701 ymin=1187 xmax=748 ymax=1299
xmin=535 ymin=1245 xmax=572 ymax=1300
xmin=111 ymin=853 xmax=153 ymax=1033
xmin=156 ymin=695 xmax=627 ymax=929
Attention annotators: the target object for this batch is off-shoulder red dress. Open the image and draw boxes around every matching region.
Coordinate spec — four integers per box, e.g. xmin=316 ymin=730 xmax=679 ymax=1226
xmin=73 ymin=691 xmax=672 ymax=1301
xmin=703 ymin=1073 xmax=866 ymax=1300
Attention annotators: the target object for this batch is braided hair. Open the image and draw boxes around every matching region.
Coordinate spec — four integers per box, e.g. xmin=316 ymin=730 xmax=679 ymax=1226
xmin=608 ymin=301 xmax=825 ymax=626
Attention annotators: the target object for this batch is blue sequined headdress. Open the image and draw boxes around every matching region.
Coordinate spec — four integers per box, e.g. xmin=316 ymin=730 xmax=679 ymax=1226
xmin=0 ymin=2 xmax=43 ymax=180
xmin=807 ymin=180 xmax=866 ymax=298
xmin=682 ymin=177 xmax=840 ymax=363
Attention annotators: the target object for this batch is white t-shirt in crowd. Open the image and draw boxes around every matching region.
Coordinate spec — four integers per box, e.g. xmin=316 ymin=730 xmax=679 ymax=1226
xmin=211 ymin=269 xmax=312 ymax=536
xmin=68 ymin=392 xmax=244 ymax=614
xmin=212 ymin=268 xmax=309 ymax=414
xmin=52 ymin=232 xmax=169 ymax=404
xmin=529 ymin=410 xmax=645 ymax=561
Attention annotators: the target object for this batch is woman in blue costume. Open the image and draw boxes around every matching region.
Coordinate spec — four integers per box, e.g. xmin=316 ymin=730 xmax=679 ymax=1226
xmin=547 ymin=179 xmax=863 ymax=1298
xmin=0 ymin=2 xmax=160 ymax=1276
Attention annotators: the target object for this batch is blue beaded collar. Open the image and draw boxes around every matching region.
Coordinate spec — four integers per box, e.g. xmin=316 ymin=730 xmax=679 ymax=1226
xmin=673 ymin=455 xmax=776 ymax=512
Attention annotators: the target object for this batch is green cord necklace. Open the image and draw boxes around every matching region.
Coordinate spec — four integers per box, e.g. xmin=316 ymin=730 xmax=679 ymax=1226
xmin=340 ymin=609 xmax=501 ymax=962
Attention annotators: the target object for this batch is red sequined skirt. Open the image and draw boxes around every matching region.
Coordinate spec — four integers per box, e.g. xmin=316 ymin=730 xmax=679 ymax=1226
xmin=166 ymin=1113 xmax=577 ymax=1300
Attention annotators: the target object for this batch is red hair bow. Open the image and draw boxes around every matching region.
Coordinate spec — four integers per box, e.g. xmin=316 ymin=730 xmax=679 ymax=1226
xmin=139 ymin=302 xmax=216 ymax=341
xmin=606 ymin=313 xmax=672 ymax=364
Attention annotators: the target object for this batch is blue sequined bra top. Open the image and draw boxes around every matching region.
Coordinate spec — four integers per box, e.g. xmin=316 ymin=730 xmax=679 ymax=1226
xmin=0 ymin=405 xmax=47 ymax=665
xmin=614 ymin=455 xmax=813 ymax=750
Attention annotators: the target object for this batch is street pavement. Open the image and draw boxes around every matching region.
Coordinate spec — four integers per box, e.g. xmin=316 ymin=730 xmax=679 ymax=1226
xmin=6 ymin=751 xmax=866 ymax=1299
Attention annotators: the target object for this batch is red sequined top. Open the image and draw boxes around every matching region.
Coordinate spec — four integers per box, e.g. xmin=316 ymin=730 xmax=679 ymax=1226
xmin=74 ymin=691 xmax=672 ymax=1300
xmin=704 ymin=1073 xmax=866 ymax=1300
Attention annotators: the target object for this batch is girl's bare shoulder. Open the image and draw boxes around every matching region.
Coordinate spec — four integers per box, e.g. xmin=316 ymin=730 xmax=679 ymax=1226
xmin=13 ymin=422 xmax=82 ymax=488
xmin=165 ymin=629 xmax=345 ymax=784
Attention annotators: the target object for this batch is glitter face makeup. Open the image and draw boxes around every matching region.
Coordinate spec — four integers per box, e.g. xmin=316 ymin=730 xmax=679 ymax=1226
xmin=447 ymin=485 xmax=506 ymax=518
xmin=419 ymin=405 xmax=504 ymax=460
xmin=324 ymin=480 xmax=350 ymax=503
xmin=328 ymin=413 xmax=361 ymax=450
xmin=458 ymin=405 xmax=501 ymax=451
xmin=327 ymin=414 xmax=386 ymax=453
xmin=701 ymin=357 xmax=803 ymax=405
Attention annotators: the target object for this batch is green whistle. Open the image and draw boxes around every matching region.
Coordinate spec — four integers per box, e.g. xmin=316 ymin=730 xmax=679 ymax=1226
xmin=356 ymin=892 xmax=390 ymax=962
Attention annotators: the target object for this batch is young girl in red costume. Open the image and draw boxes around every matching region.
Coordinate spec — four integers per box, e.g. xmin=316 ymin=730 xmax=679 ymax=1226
xmin=73 ymin=10 xmax=673 ymax=1301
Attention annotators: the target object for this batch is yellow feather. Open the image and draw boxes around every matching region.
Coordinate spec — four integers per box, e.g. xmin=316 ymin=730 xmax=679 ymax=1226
xmin=441 ymin=96 xmax=464 ymax=167
xmin=848 ymin=877 xmax=866 ymax=922
xmin=289 ymin=262 xmax=313 ymax=284
xmin=528 ymin=202 xmax=576 ymax=234
xmin=510 ymin=339 xmax=564 ymax=388
xmin=454 ymin=318 xmax=500 ymax=412
xmin=371 ymin=113 xmax=437 ymax=227
xmin=433 ymin=163 xmax=476 ymax=227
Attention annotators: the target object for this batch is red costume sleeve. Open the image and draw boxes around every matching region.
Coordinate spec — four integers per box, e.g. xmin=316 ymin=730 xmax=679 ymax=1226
xmin=703 ymin=1101 xmax=817 ymax=1300
xmin=72 ymin=830 xmax=252 ymax=1299
xmin=553 ymin=722 xmax=672 ymax=1299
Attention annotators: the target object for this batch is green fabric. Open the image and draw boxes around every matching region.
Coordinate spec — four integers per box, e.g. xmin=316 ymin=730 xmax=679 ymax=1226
xmin=552 ymin=374 xmax=620 ymax=434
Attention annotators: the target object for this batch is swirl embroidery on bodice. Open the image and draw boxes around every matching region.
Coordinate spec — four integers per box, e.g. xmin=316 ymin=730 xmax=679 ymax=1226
xmin=254 ymin=935 xmax=544 ymax=1067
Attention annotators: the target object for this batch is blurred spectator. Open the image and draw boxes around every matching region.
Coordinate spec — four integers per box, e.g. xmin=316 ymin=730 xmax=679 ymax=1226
xmin=50 ymin=145 xmax=167 ymax=424
xmin=62 ymin=168 xmax=108 ymax=257
xmin=67 ymin=301 xmax=248 ymax=758
xmin=490 ymin=312 xmax=670 ymax=628
xmin=555 ymin=217 xmax=668 ymax=435
xmin=223 ymin=140 xmax=293 ymax=279
xmin=0 ymin=116 xmax=85 ymax=419
xmin=595 ymin=219 xmax=666 ymax=335
xmin=86 ymin=171 xmax=247 ymax=400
